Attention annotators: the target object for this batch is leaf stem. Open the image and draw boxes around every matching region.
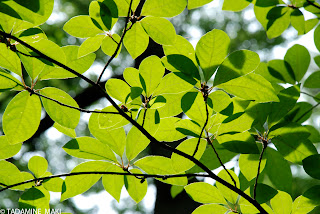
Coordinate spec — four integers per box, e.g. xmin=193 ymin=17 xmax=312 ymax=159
xmin=193 ymin=100 xmax=209 ymax=156
xmin=253 ymin=141 xmax=267 ymax=199
xmin=96 ymin=0 xmax=134 ymax=84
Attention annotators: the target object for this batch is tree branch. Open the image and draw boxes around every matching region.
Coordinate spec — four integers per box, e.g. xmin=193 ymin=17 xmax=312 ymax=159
xmin=301 ymin=91 xmax=320 ymax=101
xmin=96 ymin=0 xmax=134 ymax=83
xmin=193 ymin=100 xmax=209 ymax=156
xmin=0 ymin=171 xmax=211 ymax=193
xmin=294 ymin=101 xmax=320 ymax=123
xmin=306 ymin=0 xmax=320 ymax=9
xmin=253 ymin=141 xmax=267 ymax=199
xmin=31 ymin=90 xmax=120 ymax=115
xmin=0 ymin=31 xmax=267 ymax=214
xmin=206 ymin=135 xmax=237 ymax=187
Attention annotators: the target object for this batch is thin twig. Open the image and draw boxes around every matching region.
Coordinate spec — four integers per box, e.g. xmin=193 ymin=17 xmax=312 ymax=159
xmin=253 ymin=142 xmax=267 ymax=199
xmin=96 ymin=0 xmax=134 ymax=84
xmin=206 ymin=136 xmax=237 ymax=187
xmin=0 ymin=31 xmax=267 ymax=214
xmin=31 ymin=90 xmax=120 ymax=115
xmin=0 ymin=171 xmax=211 ymax=193
xmin=142 ymin=108 xmax=147 ymax=127
xmin=301 ymin=91 xmax=320 ymax=101
xmin=193 ymin=100 xmax=209 ymax=156
xmin=306 ymin=0 xmax=320 ymax=9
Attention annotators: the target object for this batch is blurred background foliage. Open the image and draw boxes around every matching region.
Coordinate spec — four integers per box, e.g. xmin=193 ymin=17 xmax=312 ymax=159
xmin=1 ymin=0 xmax=319 ymax=213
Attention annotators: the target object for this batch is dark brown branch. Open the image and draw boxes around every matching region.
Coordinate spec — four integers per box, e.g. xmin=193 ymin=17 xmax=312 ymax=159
xmin=0 ymin=171 xmax=211 ymax=193
xmin=0 ymin=31 xmax=267 ymax=214
xmin=206 ymin=136 xmax=237 ymax=187
xmin=32 ymin=90 xmax=120 ymax=115
xmin=96 ymin=0 xmax=134 ymax=83
xmin=193 ymin=100 xmax=209 ymax=156
xmin=253 ymin=141 xmax=268 ymax=199
xmin=306 ymin=0 xmax=320 ymax=9
xmin=142 ymin=108 xmax=147 ymax=127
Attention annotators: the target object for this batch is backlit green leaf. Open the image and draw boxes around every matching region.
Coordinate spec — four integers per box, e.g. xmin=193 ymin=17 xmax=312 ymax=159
xmin=98 ymin=105 xmax=128 ymax=129
xmin=0 ymin=160 xmax=25 ymax=190
xmin=89 ymin=0 xmax=118 ymax=31
xmin=0 ymin=136 xmax=21 ymax=159
xmin=0 ymin=68 xmax=22 ymax=91
xmin=126 ymin=126 xmax=150 ymax=161
xmin=101 ymin=33 xmax=121 ymax=57
xmin=53 ymin=123 xmax=76 ymax=138
xmin=315 ymin=24 xmax=320 ymax=52
xmin=40 ymin=87 xmax=80 ymax=129
xmin=42 ymin=172 xmax=64 ymax=192
xmin=105 ymin=79 xmax=131 ymax=103
xmin=141 ymin=0 xmax=187 ymax=17
xmin=184 ymin=182 xmax=226 ymax=204
xmin=292 ymin=195 xmax=318 ymax=214
xmin=124 ymin=22 xmax=149 ymax=59
xmin=291 ymin=9 xmax=305 ymax=35
xmin=216 ymin=169 xmax=240 ymax=204
xmin=0 ymin=43 xmax=22 ymax=76
xmin=63 ymin=15 xmax=103 ymax=38
xmin=141 ymin=17 xmax=176 ymax=45
xmin=102 ymin=164 xmax=124 ymax=202
xmin=196 ymin=29 xmax=230 ymax=81
xmin=19 ymin=186 xmax=50 ymax=210
xmin=304 ymin=70 xmax=320 ymax=88
xmin=28 ymin=156 xmax=48 ymax=178
xmin=239 ymin=153 xmax=266 ymax=181
xmin=3 ymin=91 xmax=41 ymax=144
xmin=154 ymin=73 xmax=194 ymax=95
xmin=63 ymin=137 xmax=117 ymax=162
xmin=125 ymin=168 xmax=148 ymax=203
xmin=208 ymin=90 xmax=232 ymax=113
xmin=188 ymin=0 xmax=212 ymax=9
xmin=222 ymin=0 xmax=251 ymax=12
xmin=270 ymin=191 xmax=292 ymax=214
xmin=217 ymin=73 xmax=279 ymax=103
xmin=191 ymin=204 xmax=229 ymax=214
xmin=113 ymin=0 xmax=140 ymax=17
xmin=78 ymin=34 xmax=105 ymax=58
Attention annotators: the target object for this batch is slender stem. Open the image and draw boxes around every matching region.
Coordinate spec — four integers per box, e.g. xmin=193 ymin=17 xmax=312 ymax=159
xmin=193 ymin=100 xmax=209 ymax=156
xmin=96 ymin=0 xmax=134 ymax=84
xmin=301 ymin=91 xmax=320 ymax=101
xmin=142 ymin=108 xmax=147 ymax=127
xmin=15 ymin=48 xmax=42 ymax=58
xmin=0 ymin=171 xmax=211 ymax=193
xmin=206 ymin=136 xmax=237 ymax=187
xmin=307 ymin=0 xmax=320 ymax=9
xmin=294 ymin=101 xmax=320 ymax=123
xmin=253 ymin=142 xmax=267 ymax=199
xmin=32 ymin=90 xmax=120 ymax=115
xmin=0 ymin=31 xmax=267 ymax=214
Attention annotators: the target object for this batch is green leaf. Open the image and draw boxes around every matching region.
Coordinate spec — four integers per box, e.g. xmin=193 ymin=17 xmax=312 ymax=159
xmin=139 ymin=55 xmax=165 ymax=96
xmin=304 ymin=70 xmax=320 ymax=88
xmin=161 ymin=55 xmax=200 ymax=80
xmin=270 ymin=191 xmax=292 ymax=214
xmin=28 ymin=156 xmax=48 ymax=178
xmin=286 ymin=101 xmax=313 ymax=123
xmin=0 ymin=43 xmax=22 ymax=76
xmin=238 ymin=189 xmax=260 ymax=214
xmin=123 ymin=67 xmax=142 ymax=88
xmin=19 ymin=186 xmax=50 ymax=210
xmin=141 ymin=17 xmax=176 ymax=45
xmin=215 ymin=169 xmax=240 ymax=204
xmin=39 ymin=45 xmax=95 ymax=80
xmin=0 ymin=0 xmax=54 ymax=26
xmin=315 ymin=24 xmax=320 ymax=52
xmin=3 ymin=91 xmax=41 ymax=144
xmin=171 ymin=138 xmax=206 ymax=172
xmin=268 ymin=85 xmax=300 ymax=127
xmin=0 ymin=160 xmax=25 ymax=190
xmin=105 ymin=79 xmax=131 ymax=103
xmin=188 ymin=0 xmax=212 ymax=9
xmin=284 ymin=44 xmax=310 ymax=82
xmin=61 ymin=161 xmax=113 ymax=201
xmin=303 ymin=185 xmax=320 ymax=204
xmin=216 ymin=132 xmax=259 ymax=154
xmin=292 ymin=195 xmax=318 ymax=214
xmin=124 ymin=22 xmax=149 ymax=59
xmin=208 ymin=90 xmax=232 ymax=113
xmin=89 ymin=0 xmax=118 ymax=31
xmin=40 ymin=87 xmax=80 ymax=129
xmin=126 ymin=126 xmax=150 ymax=161
xmin=0 ymin=135 xmax=21 ymax=159
xmin=314 ymin=55 xmax=320 ymax=68
xmin=214 ymin=50 xmax=260 ymax=86
xmin=63 ymin=137 xmax=117 ymax=162
xmin=31 ymin=39 xmax=66 ymax=65
xmin=78 ymin=34 xmax=105 ymax=58
xmin=249 ymin=184 xmax=278 ymax=204
xmin=175 ymin=119 xmax=202 ymax=138
xmin=101 ymin=34 xmax=121 ymax=57
xmin=290 ymin=9 xmax=305 ymax=35
xmin=239 ymin=153 xmax=267 ymax=181
xmin=163 ymin=35 xmax=198 ymax=66
xmin=222 ymin=0 xmax=251 ymax=12
xmin=269 ymin=123 xmax=316 ymax=164
xmin=191 ymin=204 xmax=229 ymax=214
xmin=42 ymin=172 xmax=64 ymax=192
xmin=153 ymin=73 xmax=194 ymax=95
xmin=171 ymin=185 xmax=184 ymax=198
xmin=113 ymin=0 xmax=140 ymax=17
xmin=154 ymin=117 xmax=185 ymax=141
xmin=305 ymin=125 xmax=320 ymax=143
xmin=63 ymin=15 xmax=103 ymax=38
xmin=265 ymin=148 xmax=292 ymax=193
xmin=53 ymin=122 xmax=76 ymax=138
xmin=125 ymin=168 xmax=148 ymax=203
xmin=217 ymin=73 xmax=280 ymax=103
xmin=98 ymin=105 xmax=128 ymax=129
xmin=157 ymin=93 xmax=184 ymax=118
xmin=0 ymin=68 xmax=22 ymax=91
xmin=102 ymin=164 xmax=124 ymax=202
xmin=134 ymin=156 xmax=188 ymax=185
xmin=186 ymin=182 xmax=227 ymax=205
xmin=141 ymin=0 xmax=187 ymax=17
xmin=303 ymin=154 xmax=320 ymax=180
xmin=20 ymin=171 xmax=35 ymax=190
xmin=305 ymin=18 xmax=319 ymax=34
xmin=266 ymin=59 xmax=295 ymax=84
xmin=196 ymin=29 xmax=230 ymax=81
xmin=89 ymin=113 xmax=125 ymax=156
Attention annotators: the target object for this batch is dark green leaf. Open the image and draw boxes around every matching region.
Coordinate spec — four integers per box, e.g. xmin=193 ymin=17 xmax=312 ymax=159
xmin=303 ymin=154 xmax=320 ymax=180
